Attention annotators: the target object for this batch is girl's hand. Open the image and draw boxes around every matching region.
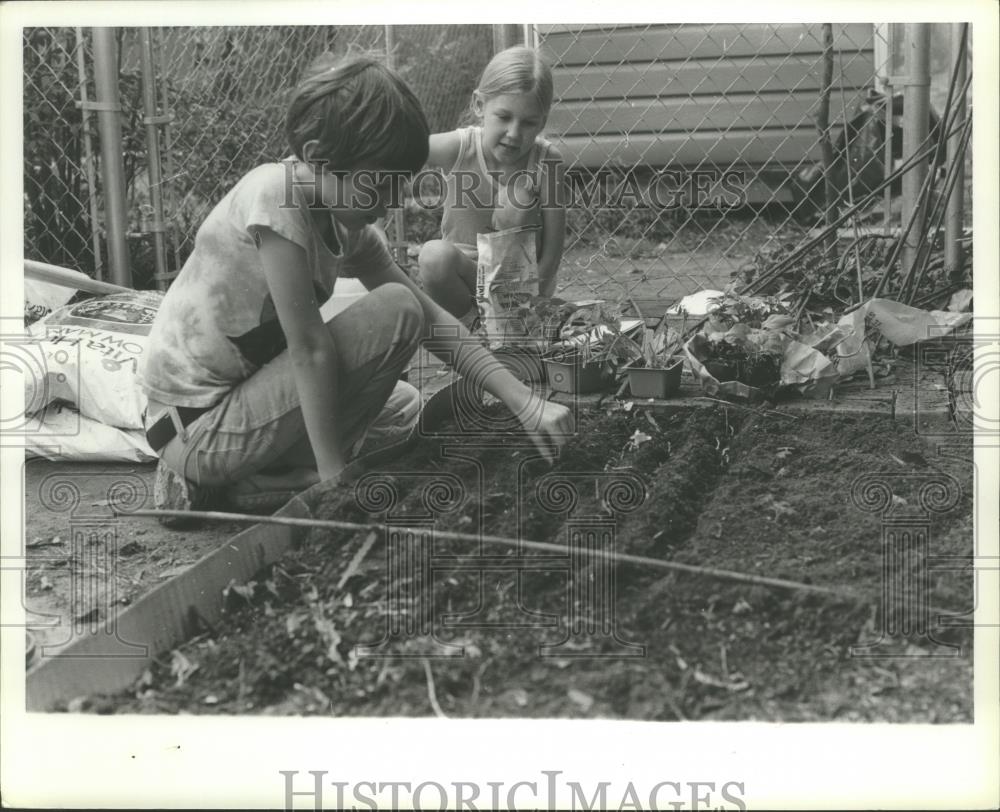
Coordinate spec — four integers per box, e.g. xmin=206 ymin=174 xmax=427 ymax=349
xmin=515 ymin=393 xmax=575 ymax=464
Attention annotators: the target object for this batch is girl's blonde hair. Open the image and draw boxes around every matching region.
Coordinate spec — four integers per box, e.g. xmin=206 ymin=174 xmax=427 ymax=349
xmin=472 ymin=45 xmax=554 ymax=120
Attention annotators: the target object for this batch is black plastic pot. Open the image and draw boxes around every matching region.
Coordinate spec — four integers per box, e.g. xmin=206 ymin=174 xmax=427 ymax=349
xmin=738 ymin=356 xmax=781 ymax=387
xmin=627 ymin=360 xmax=683 ymax=399
xmin=704 ymin=360 xmax=738 ymax=382
xmin=544 ymin=354 xmax=611 ymax=394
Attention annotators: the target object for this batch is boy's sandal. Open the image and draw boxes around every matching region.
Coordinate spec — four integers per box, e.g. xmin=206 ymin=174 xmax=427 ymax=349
xmin=153 ymin=460 xmax=224 ymax=529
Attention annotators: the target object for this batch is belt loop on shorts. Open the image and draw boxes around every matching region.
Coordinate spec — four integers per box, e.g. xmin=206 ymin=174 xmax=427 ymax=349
xmin=145 ymin=404 xmax=211 ymax=453
xmin=168 ymin=406 xmax=190 ymax=443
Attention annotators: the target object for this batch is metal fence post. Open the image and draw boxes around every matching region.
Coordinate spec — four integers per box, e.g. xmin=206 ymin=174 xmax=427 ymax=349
xmin=875 ymin=24 xmax=895 ymax=237
xmin=91 ymin=27 xmax=132 ymax=288
xmin=900 ymin=23 xmax=931 ymax=279
xmin=383 ymin=24 xmax=408 ymax=268
xmin=154 ymin=28 xmax=182 ymax=275
xmin=944 ymin=23 xmax=967 ymax=274
xmin=492 ymin=25 xmax=522 ymax=53
xmin=139 ymin=27 xmax=170 ymax=289
xmin=74 ymin=28 xmax=103 ymax=282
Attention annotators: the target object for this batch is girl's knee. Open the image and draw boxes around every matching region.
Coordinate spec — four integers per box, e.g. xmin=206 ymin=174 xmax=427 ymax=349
xmin=418 ymin=240 xmax=462 ymax=286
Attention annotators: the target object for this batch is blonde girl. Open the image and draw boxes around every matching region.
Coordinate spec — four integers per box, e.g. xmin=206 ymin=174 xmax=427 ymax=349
xmin=418 ymin=45 xmax=566 ymax=326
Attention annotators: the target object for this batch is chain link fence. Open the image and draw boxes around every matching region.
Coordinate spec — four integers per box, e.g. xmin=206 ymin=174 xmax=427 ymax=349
xmin=23 ymin=24 xmax=493 ymax=287
xmin=24 ymin=23 xmax=968 ymax=304
xmin=23 ymin=27 xmax=102 ymax=278
xmin=131 ymin=26 xmax=385 ymax=284
xmin=536 ymin=23 xmax=888 ymax=302
xmin=537 ymin=22 xmax=970 ymax=304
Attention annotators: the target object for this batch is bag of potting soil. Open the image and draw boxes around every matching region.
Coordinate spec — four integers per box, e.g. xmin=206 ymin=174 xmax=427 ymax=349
xmin=24 ymin=276 xmax=77 ymax=326
xmin=475 ymin=225 xmax=540 ymax=350
xmin=25 ymin=403 xmax=157 ymax=463
xmin=25 ymin=290 xmax=163 ymax=430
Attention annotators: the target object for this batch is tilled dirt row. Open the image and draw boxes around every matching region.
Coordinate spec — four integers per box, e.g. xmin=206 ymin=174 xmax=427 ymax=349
xmin=86 ymin=404 xmax=973 ymax=720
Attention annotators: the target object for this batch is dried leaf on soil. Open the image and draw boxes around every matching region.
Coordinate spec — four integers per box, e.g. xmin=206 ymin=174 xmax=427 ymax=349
xmin=222 ymin=579 xmax=256 ymax=602
xmin=502 ymin=688 xmax=529 ymax=707
xmin=312 ymin=616 xmax=344 ymax=666
xmin=628 ymin=430 xmax=653 ymax=450
xmin=170 ymin=650 xmax=198 ymax=687
xmin=761 ymin=494 xmax=796 ymax=521
xmin=27 ymin=536 xmax=63 ymax=548
xmin=693 ymin=668 xmax=750 ymax=692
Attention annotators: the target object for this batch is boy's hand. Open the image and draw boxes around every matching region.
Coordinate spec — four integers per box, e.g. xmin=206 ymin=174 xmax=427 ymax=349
xmin=517 ymin=396 xmax=574 ymax=464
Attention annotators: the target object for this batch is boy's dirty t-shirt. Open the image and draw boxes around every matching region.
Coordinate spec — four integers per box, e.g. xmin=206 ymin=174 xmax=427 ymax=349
xmin=138 ymin=161 xmax=396 ymax=409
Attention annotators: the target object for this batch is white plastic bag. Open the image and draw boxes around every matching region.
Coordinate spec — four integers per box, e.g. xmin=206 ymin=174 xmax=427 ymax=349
xmin=25 ymin=403 xmax=156 ymax=462
xmin=834 ymin=298 xmax=972 ymax=377
xmin=475 ymin=225 xmax=539 ymax=350
xmin=25 ymin=290 xmax=163 ymax=430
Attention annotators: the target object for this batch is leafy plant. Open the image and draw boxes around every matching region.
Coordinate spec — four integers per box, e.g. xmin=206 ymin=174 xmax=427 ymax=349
xmin=548 ymin=301 xmax=641 ymax=372
xmin=512 ymin=295 xmax=578 ymax=345
xmin=707 ymin=287 xmax=790 ymax=330
xmin=697 ymin=289 xmax=791 ymax=387
xmin=630 ymin=315 xmax=685 ymax=370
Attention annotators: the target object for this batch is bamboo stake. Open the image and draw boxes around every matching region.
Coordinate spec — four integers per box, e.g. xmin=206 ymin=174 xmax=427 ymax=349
xmin=944 ymin=23 xmax=969 ymax=276
xmin=882 ymin=80 xmax=894 ymax=237
xmin=129 ymin=507 xmax=885 ymax=605
xmin=25 ymin=259 xmax=132 ymax=296
xmin=900 ymin=29 xmax=970 ymax=302
xmin=817 ymin=23 xmax=838 ymax=263
xmin=905 ymin=117 xmax=973 ymax=303
xmin=882 ymin=67 xmax=972 ymax=300
xmin=744 ymin=112 xmax=968 ymax=298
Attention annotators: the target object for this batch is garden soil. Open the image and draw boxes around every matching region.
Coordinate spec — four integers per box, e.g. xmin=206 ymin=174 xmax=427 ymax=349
xmin=22 ymin=460 xmax=245 ymax=656
xmin=76 ymin=404 xmax=973 ymax=721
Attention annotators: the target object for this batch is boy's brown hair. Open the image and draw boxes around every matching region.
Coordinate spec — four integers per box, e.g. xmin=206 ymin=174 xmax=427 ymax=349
xmin=286 ymin=51 xmax=429 ymax=173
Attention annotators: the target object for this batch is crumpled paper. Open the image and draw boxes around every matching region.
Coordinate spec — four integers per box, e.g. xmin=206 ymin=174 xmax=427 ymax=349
xmin=833 ymin=298 xmax=972 ymax=377
xmin=666 ymin=289 xmax=725 ymax=316
xmin=684 ymin=328 xmax=838 ymax=402
xmin=684 ymin=296 xmax=972 ymax=401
